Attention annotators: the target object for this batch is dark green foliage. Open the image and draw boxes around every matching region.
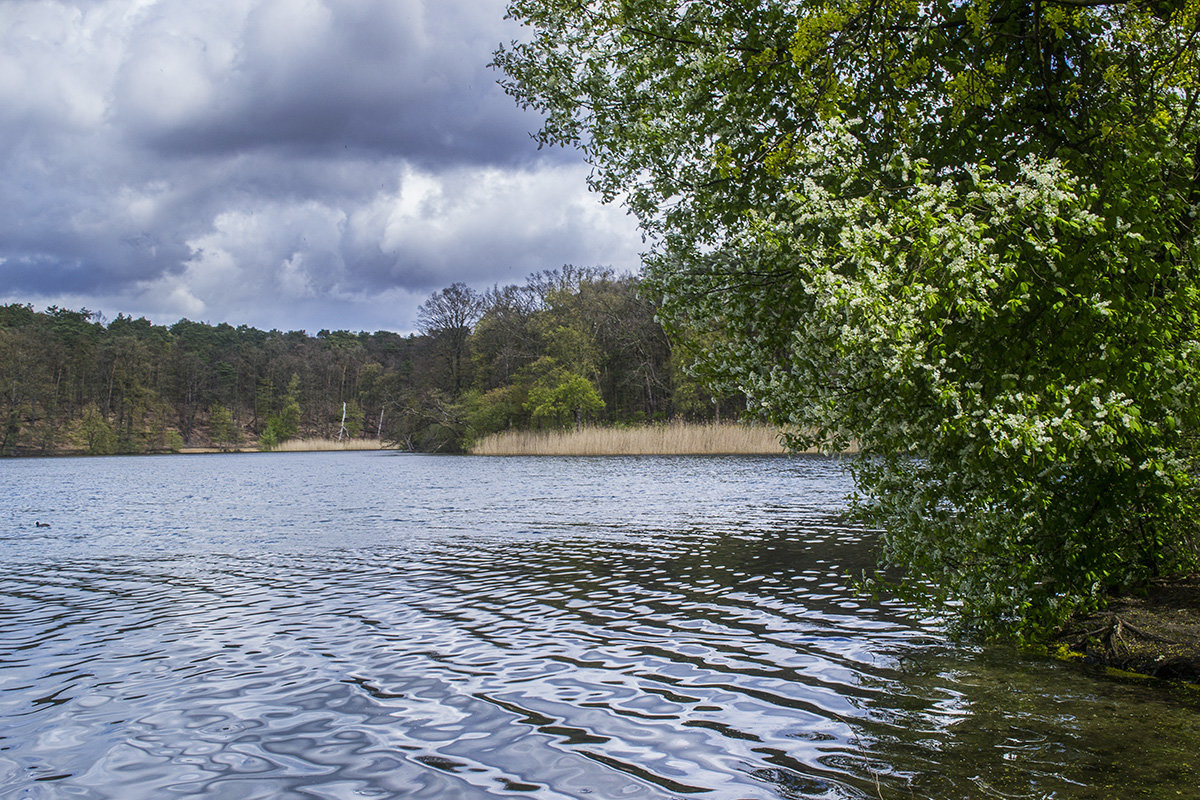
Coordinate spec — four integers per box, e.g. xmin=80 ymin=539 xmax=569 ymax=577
xmin=259 ymin=375 xmax=303 ymax=450
xmin=0 ymin=303 xmax=418 ymax=455
xmin=0 ymin=270 xmax=713 ymax=456
xmin=209 ymin=404 xmax=239 ymax=451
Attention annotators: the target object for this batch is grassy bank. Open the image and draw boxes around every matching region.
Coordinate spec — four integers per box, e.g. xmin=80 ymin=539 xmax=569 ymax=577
xmin=470 ymin=422 xmax=794 ymax=456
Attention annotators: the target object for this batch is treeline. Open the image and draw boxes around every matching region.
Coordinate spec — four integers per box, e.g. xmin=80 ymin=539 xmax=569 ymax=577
xmin=0 ymin=267 xmax=741 ymax=456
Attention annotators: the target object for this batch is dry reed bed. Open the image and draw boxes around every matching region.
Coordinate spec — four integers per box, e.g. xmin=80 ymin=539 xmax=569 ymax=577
xmin=471 ymin=422 xmax=791 ymax=456
xmin=271 ymin=438 xmax=389 ymax=452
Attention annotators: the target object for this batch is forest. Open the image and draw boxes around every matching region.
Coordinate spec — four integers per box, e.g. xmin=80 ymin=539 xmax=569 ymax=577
xmin=0 ymin=266 xmax=741 ymax=456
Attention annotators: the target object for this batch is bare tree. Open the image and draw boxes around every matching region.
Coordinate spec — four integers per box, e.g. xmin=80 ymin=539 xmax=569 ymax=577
xmin=416 ymin=283 xmax=485 ymax=392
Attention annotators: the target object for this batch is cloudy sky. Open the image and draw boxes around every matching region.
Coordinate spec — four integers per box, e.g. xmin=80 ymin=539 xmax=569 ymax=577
xmin=0 ymin=0 xmax=644 ymax=333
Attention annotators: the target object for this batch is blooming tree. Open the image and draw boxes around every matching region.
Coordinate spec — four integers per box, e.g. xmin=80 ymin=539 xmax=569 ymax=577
xmin=497 ymin=0 xmax=1200 ymax=637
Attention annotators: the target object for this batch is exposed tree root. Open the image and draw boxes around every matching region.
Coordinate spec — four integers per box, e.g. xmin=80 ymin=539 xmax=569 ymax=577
xmin=1057 ymin=577 xmax=1200 ymax=684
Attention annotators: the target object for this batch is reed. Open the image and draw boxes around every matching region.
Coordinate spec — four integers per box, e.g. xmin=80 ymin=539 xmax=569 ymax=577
xmin=270 ymin=437 xmax=390 ymax=452
xmin=470 ymin=422 xmax=794 ymax=456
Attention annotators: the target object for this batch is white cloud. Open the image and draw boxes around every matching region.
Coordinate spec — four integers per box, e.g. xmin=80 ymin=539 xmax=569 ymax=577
xmin=0 ymin=0 xmax=644 ymax=332
xmin=119 ymin=163 xmax=642 ymax=330
xmin=368 ymin=164 xmax=643 ymax=282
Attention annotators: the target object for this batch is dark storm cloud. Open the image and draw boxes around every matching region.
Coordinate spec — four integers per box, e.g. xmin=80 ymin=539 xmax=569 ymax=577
xmin=114 ymin=0 xmax=548 ymax=168
xmin=0 ymin=0 xmax=642 ymax=332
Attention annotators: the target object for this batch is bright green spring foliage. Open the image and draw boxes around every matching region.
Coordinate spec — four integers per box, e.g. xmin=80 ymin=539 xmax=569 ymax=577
xmin=260 ymin=374 xmax=302 ymax=451
xmin=526 ymin=370 xmax=606 ymax=430
xmin=497 ymin=0 xmax=1200 ymax=639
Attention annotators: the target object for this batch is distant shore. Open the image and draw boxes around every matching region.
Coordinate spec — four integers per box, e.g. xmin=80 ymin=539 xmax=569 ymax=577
xmin=2 ymin=438 xmax=394 ymax=458
xmin=470 ymin=422 xmax=798 ymax=456
xmin=186 ymin=437 xmax=395 ymax=455
xmin=4 ymin=426 xmax=810 ymax=457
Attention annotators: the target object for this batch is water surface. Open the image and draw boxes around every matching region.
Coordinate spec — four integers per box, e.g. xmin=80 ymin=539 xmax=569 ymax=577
xmin=1 ymin=452 xmax=1197 ymax=799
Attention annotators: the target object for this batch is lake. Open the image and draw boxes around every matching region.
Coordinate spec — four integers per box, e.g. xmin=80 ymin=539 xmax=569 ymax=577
xmin=1 ymin=451 xmax=1197 ymax=799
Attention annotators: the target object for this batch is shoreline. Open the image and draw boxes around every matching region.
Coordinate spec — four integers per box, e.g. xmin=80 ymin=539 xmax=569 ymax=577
xmin=1054 ymin=575 xmax=1200 ymax=684
xmin=1 ymin=439 xmax=395 ymax=458
xmin=470 ymin=422 xmax=796 ymax=456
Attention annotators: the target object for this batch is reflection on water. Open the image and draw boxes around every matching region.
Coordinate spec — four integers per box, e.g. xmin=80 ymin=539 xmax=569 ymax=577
xmin=1 ymin=452 xmax=1197 ymax=799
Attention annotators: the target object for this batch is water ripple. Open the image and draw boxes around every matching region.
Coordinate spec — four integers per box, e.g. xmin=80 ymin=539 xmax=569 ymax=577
xmin=2 ymin=453 xmax=1198 ymax=799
